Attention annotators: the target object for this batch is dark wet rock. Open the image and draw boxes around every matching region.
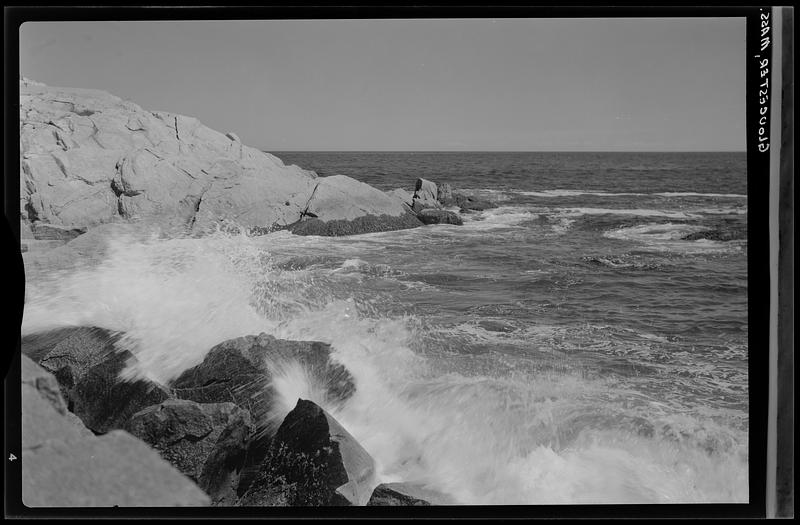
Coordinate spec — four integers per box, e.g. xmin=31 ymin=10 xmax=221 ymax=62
xmin=126 ymin=399 xmax=255 ymax=496
xmin=23 ymin=326 xmax=171 ymax=434
xmin=286 ymin=212 xmax=422 ymax=236
xmin=199 ymin=408 xmax=257 ymax=505
xmin=367 ymin=482 xmax=457 ymax=506
xmin=241 ymin=399 xmax=376 ymax=506
xmin=30 ymin=222 xmax=87 ymax=241
xmin=171 ymin=333 xmax=356 ymax=434
xmin=417 ymin=208 xmax=464 ymax=226
xmin=21 ymin=355 xmax=209 ymax=507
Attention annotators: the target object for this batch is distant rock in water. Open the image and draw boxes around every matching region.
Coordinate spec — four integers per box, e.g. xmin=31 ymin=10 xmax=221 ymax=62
xmin=19 ymin=79 xmax=418 ymax=237
xmin=413 ymin=177 xmax=441 ymax=210
xmin=287 ymin=213 xmax=423 ymax=236
xmin=241 ymin=399 xmax=376 ymax=506
xmin=417 ymin=208 xmax=464 ymax=226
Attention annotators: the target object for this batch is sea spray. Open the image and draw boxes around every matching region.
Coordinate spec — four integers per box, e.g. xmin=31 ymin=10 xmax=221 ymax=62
xmin=22 ymin=227 xmax=748 ymax=504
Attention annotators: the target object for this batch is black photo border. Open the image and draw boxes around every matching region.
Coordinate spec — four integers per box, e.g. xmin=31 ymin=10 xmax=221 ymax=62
xmin=3 ymin=4 xmax=775 ymax=520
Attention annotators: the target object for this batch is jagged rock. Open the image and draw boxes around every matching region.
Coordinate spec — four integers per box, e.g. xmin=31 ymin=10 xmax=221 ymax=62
xmin=417 ymin=209 xmax=463 ymax=226
xmin=21 ymin=355 xmax=209 ymax=507
xmin=126 ymin=399 xmax=254 ymax=501
xmin=171 ymin=334 xmax=355 ymax=498
xmin=171 ymin=333 xmax=355 ymax=433
xmin=23 ymin=326 xmax=171 ymax=434
xmin=436 ymin=183 xmax=453 ymax=205
xmin=287 ymin=212 xmax=423 ymax=237
xmin=413 ymin=178 xmax=440 ymax=208
xmin=243 ymin=399 xmax=376 ymax=506
xmin=198 ymin=408 xmax=257 ymax=505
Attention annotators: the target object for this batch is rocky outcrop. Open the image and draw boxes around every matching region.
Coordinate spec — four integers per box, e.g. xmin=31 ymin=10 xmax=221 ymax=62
xmin=241 ymin=399 xmax=376 ymax=506
xmin=21 ymin=355 xmax=209 ymax=507
xmin=23 ymin=326 xmax=171 ymax=434
xmin=282 ymin=175 xmax=422 ymax=236
xmin=20 ymin=325 xmax=395 ymax=507
xmin=19 ymin=79 xmax=419 ymax=237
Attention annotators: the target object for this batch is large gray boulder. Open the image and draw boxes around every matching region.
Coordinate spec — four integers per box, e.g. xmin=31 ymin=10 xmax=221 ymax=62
xmin=20 ymin=79 xmax=417 ymax=236
xmin=21 ymin=355 xmax=209 ymax=507
xmin=241 ymin=399 xmax=376 ymax=506
xmin=286 ymin=175 xmax=423 ymax=236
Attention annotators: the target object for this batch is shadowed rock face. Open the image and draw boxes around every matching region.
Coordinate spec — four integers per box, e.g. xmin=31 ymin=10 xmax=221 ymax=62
xmin=126 ymin=399 xmax=254 ymax=504
xmin=21 ymin=355 xmax=209 ymax=507
xmin=241 ymin=399 xmax=376 ymax=506
xmin=22 ymin=326 xmax=171 ymax=434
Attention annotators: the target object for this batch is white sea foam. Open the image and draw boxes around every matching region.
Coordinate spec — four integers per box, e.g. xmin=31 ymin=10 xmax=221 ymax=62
xmin=21 ymin=230 xmax=748 ymax=504
xmin=603 ymin=223 xmax=742 ymax=254
xmin=562 ymin=207 xmax=702 ymax=219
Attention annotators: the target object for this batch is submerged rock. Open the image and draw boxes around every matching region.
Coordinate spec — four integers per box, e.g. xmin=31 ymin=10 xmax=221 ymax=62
xmin=21 ymin=355 xmax=209 ymax=507
xmin=242 ymin=399 xmax=376 ymax=506
xmin=23 ymin=326 xmax=171 ymax=434
xmin=417 ymin=208 xmax=464 ymax=226
xmin=126 ymin=399 xmax=254 ymax=497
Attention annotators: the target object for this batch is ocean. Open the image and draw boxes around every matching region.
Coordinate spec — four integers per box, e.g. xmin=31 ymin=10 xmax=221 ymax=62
xmin=22 ymin=151 xmax=749 ymax=504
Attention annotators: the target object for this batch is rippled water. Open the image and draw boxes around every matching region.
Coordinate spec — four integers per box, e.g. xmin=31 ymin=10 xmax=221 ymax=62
xmin=23 ymin=151 xmax=748 ymax=504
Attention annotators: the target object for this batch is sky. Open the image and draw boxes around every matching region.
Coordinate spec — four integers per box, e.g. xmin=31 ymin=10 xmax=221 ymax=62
xmin=20 ymin=18 xmax=746 ymax=151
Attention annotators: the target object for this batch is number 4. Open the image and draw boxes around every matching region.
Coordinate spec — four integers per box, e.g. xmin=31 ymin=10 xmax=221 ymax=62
xmin=9 ymin=453 xmax=17 ymax=461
